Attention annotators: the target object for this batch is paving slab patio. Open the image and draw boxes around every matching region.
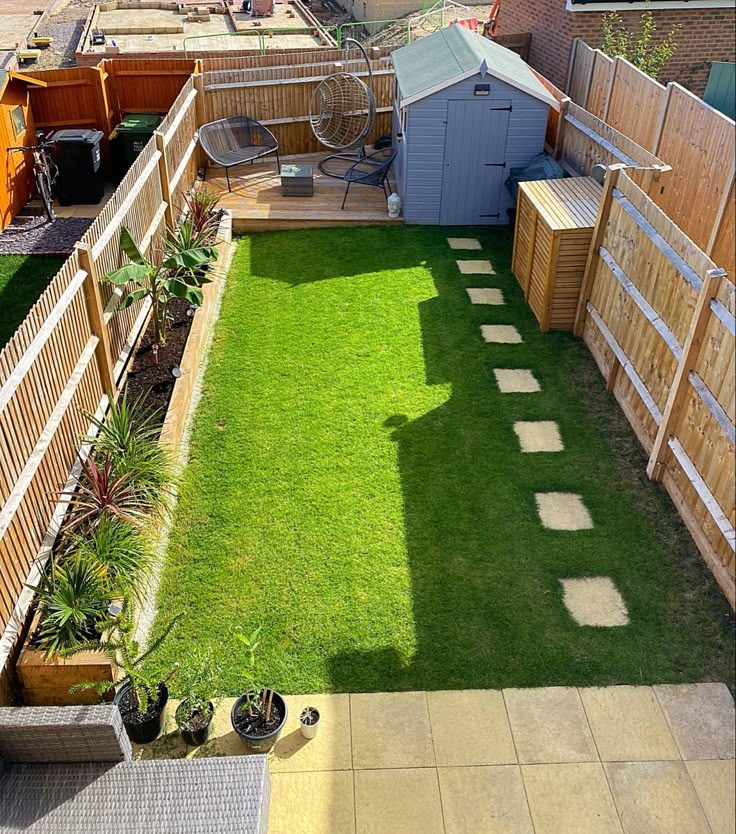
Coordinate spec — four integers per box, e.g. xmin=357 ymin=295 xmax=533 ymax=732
xmin=561 ymin=577 xmax=629 ymax=627
xmin=513 ymin=420 xmax=563 ymax=452
xmin=493 ymin=368 xmax=541 ymax=393
xmin=536 ymin=491 xmax=594 ymax=530
xmin=467 ymin=287 xmax=504 ymax=305
xmin=481 ymin=324 xmax=523 ymax=344
xmin=132 ymin=685 xmax=735 ymax=833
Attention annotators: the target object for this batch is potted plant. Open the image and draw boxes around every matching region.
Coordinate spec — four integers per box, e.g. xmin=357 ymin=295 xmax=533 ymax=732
xmin=173 ymin=647 xmax=221 ymax=747
xmin=299 ymin=706 xmax=320 ymax=739
xmin=230 ymin=627 xmax=288 ymax=753
xmin=73 ymin=612 xmax=180 ymax=744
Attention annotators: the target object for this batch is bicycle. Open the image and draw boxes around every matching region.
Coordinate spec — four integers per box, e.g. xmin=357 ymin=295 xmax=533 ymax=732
xmin=7 ymin=137 xmax=58 ymax=222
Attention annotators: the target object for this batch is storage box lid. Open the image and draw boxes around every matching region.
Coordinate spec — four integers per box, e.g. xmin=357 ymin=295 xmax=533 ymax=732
xmin=50 ymin=128 xmax=104 ymax=144
xmin=114 ymin=113 xmax=161 ymax=133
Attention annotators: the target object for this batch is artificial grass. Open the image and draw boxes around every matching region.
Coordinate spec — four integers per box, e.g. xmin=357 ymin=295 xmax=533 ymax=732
xmin=150 ymin=226 xmax=734 ymax=695
xmin=0 ymin=255 xmax=63 ymax=348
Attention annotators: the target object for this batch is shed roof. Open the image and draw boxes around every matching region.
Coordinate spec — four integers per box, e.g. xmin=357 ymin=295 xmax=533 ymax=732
xmin=392 ymin=26 xmax=558 ymax=109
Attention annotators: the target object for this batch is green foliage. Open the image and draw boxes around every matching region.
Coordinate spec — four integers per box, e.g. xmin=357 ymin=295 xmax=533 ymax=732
xmin=104 ymin=226 xmax=218 ymax=347
xmin=600 ymin=10 xmax=679 ymax=78
xmin=29 ymin=554 xmax=111 ymax=657
xmin=173 ymin=645 xmax=221 ymax=728
xmin=0 ymin=255 xmax=63 ymax=348
xmin=182 ymin=187 xmax=221 ymax=242
xmin=86 ymin=386 xmax=173 ymax=517
xmin=72 ymin=611 xmax=181 ymax=712
xmin=66 ymin=514 xmax=153 ymax=601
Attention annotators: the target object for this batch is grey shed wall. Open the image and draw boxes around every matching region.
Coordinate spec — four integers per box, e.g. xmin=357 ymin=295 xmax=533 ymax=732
xmin=396 ymin=74 xmax=549 ymax=225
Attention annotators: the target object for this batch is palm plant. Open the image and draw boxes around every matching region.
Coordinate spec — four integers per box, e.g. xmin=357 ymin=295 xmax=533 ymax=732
xmin=85 ymin=387 xmax=172 ymax=517
xmin=104 ymin=226 xmax=218 ymax=348
xmin=29 ymin=554 xmax=111 ymax=657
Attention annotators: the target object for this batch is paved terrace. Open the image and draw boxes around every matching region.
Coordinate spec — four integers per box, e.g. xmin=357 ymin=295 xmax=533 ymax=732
xmin=136 ymin=683 xmax=736 ymax=833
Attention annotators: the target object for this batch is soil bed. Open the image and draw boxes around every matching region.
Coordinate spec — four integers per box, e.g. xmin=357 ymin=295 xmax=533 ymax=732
xmin=125 ymin=298 xmax=193 ymax=425
xmin=177 ymin=703 xmax=213 ymax=733
xmin=233 ymin=701 xmax=284 ymax=738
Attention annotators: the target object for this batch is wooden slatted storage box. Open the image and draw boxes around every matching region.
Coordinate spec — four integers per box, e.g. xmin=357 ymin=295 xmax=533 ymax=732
xmin=512 ymin=177 xmax=602 ymax=330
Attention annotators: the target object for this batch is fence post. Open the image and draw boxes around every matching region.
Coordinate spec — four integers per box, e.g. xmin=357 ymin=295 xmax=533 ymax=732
xmin=193 ymin=69 xmax=205 ymax=128
xmin=154 ymin=131 xmax=174 ymax=230
xmin=76 ymin=243 xmax=116 ymax=396
xmin=646 ymin=267 xmax=727 ymax=481
xmin=554 ymin=97 xmax=570 ymax=160
xmin=565 ymin=37 xmax=579 ymax=97
xmin=706 ymin=167 xmax=735 ymax=257
xmin=652 ymin=83 xmax=673 ymax=156
xmin=573 ymin=164 xmax=624 ymax=338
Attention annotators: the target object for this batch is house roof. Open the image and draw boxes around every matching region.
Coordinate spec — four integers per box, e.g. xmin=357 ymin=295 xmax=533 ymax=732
xmin=392 ymin=26 xmax=559 ymax=109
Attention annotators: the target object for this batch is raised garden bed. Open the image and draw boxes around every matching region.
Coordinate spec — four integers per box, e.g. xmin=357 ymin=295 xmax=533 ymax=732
xmin=16 ymin=210 xmax=233 ymax=707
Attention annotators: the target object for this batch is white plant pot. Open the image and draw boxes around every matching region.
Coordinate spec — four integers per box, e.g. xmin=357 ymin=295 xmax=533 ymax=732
xmin=299 ymin=708 xmax=320 ymax=739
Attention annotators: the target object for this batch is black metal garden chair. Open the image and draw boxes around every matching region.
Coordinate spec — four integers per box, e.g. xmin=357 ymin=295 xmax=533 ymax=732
xmin=199 ymin=116 xmax=280 ymax=192
xmin=341 ymin=148 xmax=397 ymax=209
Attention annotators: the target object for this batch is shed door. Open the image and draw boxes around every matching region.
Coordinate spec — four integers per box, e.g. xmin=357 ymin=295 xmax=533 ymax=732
xmin=440 ymin=100 xmax=511 ymax=225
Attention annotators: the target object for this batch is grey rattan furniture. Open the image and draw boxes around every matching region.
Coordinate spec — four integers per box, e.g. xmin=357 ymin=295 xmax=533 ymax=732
xmin=341 ymin=148 xmax=397 ymax=209
xmin=199 ymin=116 xmax=280 ymax=191
xmin=0 ymin=706 xmax=270 ymax=833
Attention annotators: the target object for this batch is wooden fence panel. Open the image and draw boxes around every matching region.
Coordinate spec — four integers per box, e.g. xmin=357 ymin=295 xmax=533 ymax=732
xmin=567 ymin=39 xmax=595 ymax=106
xmin=27 ymin=67 xmax=107 ymax=134
xmin=605 ymin=59 xmax=666 ymax=151
xmin=576 ymin=168 xmax=735 ymax=606
xmin=160 ymin=77 xmax=200 ymax=213
xmin=586 ymin=50 xmax=614 ymax=119
xmin=654 ymin=85 xmax=736 ymax=257
xmin=108 ymin=58 xmax=198 ymax=119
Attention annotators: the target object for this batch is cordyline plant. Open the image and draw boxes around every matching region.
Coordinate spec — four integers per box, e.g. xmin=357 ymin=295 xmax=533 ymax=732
xmin=105 ymin=226 xmax=218 ymax=348
xmin=182 ymin=187 xmax=221 ymax=242
xmin=600 ymin=10 xmax=679 ymax=79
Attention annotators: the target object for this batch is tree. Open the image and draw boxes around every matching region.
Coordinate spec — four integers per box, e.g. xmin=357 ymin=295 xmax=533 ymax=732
xmin=600 ymin=10 xmax=679 ymax=79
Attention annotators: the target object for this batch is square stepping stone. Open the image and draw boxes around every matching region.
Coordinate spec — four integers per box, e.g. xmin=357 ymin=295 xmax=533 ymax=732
xmin=536 ymin=492 xmax=593 ymax=530
xmin=561 ymin=578 xmax=629 ymax=627
xmin=579 ymin=686 xmax=679 ymax=761
xmin=428 ymin=689 xmax=516 ymax=766
xmin=439 ymin=765 xmax=534 ymax=834
xmin=522 ymin=763 xmax=622 ymax=834
xmin=653 ymin=683 xmax=735 ymax=760
xmin=604 ymin=761 xmax=711 ymax=834
xmin=447 ymin=237 xmax=481 ymax=250
xmin=503 ymin=687 xmax=598 ymax=764
xmin=355 ymin=768 xmax=444 ymax=834
xmin=350 ymin=691 xmax=434 ymax=769
xmin=467 ymin=287 xmax=504 ymax=305
xmin=270 ymin=693 xmax=352 ymax=772
xmin=482 ymin=324 xmax=522 ymax=344
xmin=685 ymin=760 xmax=736 ymax=834
xmin=514 ymin=421 xmax=563 ymax=453
xmin=494 ymin=368 xmax=541 ymax=394
xmin=269 ymin=771 xmax=355 ymax=834
xmin=457 ymin=259 xmax=495 ymax=274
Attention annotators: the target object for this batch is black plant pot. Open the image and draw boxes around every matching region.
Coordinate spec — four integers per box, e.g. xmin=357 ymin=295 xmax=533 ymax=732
xmin=176 ymin=700 xmax=214 ymax=747
xmin=230 ymin=690 xmax=287 ymax=753
xmin=114 ymin=681 xmax=168 ymax=745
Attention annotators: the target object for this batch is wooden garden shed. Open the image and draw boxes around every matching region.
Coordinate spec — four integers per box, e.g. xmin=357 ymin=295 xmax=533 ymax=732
xmin=391 ymin=26 xmax=558 ymax=225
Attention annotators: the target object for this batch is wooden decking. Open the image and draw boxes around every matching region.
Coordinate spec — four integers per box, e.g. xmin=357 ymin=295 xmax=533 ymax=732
xmin=205 ymin=153 xmax=401 ymax=233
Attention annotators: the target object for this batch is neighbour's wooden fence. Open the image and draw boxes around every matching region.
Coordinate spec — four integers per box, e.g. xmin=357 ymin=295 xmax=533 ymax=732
xmin=0 ymin=75 xmax=201 ymax=702
xmin=576 ymin=167 xmax=735 ymax=605
xmin=26 ymin=59 xmax=199 ymax=149
xmin=565 ymin=39 xmax=736 ymax=278
xmin=200 ymin=53 xmax=395 ymax=156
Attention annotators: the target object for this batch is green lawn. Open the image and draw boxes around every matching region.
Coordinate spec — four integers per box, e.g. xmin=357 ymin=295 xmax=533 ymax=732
xmin=0 ymin=255 xmax=64 ymax=348
xmin=150 ymin=226 xmax=734 ymax=695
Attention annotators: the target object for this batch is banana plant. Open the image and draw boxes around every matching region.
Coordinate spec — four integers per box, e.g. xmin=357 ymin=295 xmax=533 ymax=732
xmin=105 ymin=226 xmax=218 ymax=348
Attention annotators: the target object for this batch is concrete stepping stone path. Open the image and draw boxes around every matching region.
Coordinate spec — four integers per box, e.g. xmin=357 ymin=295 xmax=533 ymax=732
xmin=466 ymin=287 xmax=504 ymax=305
xmin=560 ymin=577 xmax=629 ymax=626
xmin=482 ymin=324 xmax=522 ymax=344
xmin=514 ymin=420 xmax=563 ymax=452
xmin=493 ymin=368 xmax=541 ymax=393
xmin=447 ymin=237 xmax=482 ymax=250
xmin=457 ymin=259 xmax=495 ymax=274
xmin=535 ymin=492 xmax=594 ymax=530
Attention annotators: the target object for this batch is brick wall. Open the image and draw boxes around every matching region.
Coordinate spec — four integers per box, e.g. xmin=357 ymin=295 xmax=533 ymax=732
xmin=497 ymin=0 xmax=736 ymax=97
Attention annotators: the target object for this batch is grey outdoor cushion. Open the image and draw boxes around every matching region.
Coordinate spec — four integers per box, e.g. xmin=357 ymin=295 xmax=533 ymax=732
xmin=0 ymin=755 xmax=270 ymax=833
